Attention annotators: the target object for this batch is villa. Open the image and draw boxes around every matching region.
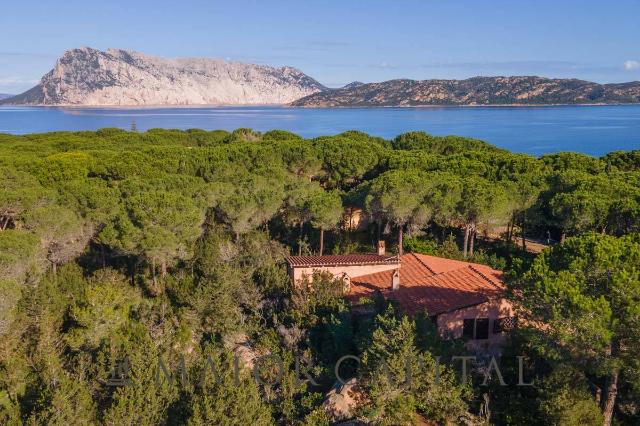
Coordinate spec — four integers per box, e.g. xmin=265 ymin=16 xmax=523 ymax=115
xmin=286 ymin=242 xmax=515 ymax=354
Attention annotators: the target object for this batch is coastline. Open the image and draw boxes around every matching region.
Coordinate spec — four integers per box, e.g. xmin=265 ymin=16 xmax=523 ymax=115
xmin=288 ymin=102 xmax=640 ymax=109
xmin=1 ymin=102 xmax=640 ymax=109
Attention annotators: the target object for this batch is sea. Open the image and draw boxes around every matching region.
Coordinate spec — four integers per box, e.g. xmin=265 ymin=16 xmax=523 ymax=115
xmin=1 ymin=104 xmax=639 ymax=156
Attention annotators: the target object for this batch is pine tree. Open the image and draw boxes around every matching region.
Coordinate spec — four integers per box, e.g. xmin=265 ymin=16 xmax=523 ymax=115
xmin=514 ymin=233 xmax=640 ymax=425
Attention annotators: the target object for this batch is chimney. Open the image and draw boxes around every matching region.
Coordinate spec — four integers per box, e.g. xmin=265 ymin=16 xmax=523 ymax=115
xmin=340 ymin=272 xmax=351 ymax=294
xmin=377 ymin=240 xmax=386 ymax=256
xmin=392 ymin=269 xmax=400 ymax=291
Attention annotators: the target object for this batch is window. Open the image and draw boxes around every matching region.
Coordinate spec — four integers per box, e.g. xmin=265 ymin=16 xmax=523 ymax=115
xmin=475 ymin=318 xmax=489 ymax=340
xmin=462 ymin=318 xmax=490 ymax=340
xmin=493 ymin=319 xmax=502 ymax=334
xmin=462 ymin=319 xmax=475 ymax=339
xmin=493 ymin=317 xmax=516 ymax=334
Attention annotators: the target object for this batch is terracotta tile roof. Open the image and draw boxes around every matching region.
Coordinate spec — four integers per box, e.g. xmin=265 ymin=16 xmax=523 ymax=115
xmin=349 ymin=253 xmax=505 ymax=316
xmin=286 ymin=254 xmax=400 ymax=267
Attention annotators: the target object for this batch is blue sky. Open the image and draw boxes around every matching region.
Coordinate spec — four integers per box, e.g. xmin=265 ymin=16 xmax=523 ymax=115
xmin=1 ymin=0 xmax=639 ymax=93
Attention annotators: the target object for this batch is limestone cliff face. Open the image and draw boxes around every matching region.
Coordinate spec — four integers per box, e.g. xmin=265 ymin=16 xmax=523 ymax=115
xmin=3 ymin=47 xmax=326 ymax=106
xmin=292 ymin=76 xmax=640 ymax=107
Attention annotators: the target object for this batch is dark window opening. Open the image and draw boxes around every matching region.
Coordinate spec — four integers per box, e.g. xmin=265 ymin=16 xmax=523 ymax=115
xmin=493 ymin=317 xmax=516 ymax=334
xmin=462 ymin=319 xmax=475 ymax=339
xmin=475 ymin=318 xmax=489 ymax=340
xmin=493 ymin=318 xmax=503 ymax=334
xmin=462 ymin=318 xmax=490 ymax=340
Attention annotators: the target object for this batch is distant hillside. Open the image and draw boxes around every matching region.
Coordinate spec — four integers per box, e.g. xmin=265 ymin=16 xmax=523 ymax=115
xmin=342 ymin=81 xmax=365 ymax=89
xmin=0 ymin=93 xmax=13 ymax=100
xmin=291 ymin=76 xmax=640 ymax=107
xmin=1 ymin=47 xmax=326 ymax=106
xmin=6 ymin=50 xmax=640 ymax=107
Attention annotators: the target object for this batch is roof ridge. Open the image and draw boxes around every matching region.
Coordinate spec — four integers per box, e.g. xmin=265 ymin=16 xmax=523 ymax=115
xmin=467 ymin=264 xmax=502 ymax=289
xmin=286 ymin=253 xmax=401 ymax=267
xmin=407 ymin=252 xmax=437 ymax=275
xmin=287 ymin=253 xmax=392 ymax=258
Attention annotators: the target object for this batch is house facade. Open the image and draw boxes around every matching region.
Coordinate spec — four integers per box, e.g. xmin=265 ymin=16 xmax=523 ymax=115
xmin=286 ymin=242 xmax=515 ymax=355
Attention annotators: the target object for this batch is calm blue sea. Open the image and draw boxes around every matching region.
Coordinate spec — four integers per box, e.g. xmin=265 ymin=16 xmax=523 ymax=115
xmin=1 ymin=105 xmax=639 ymax=156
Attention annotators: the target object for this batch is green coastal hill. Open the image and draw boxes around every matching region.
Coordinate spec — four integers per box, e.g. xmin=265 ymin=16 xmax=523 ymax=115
xmin=292 ymin=76 xmax=640 ymax=107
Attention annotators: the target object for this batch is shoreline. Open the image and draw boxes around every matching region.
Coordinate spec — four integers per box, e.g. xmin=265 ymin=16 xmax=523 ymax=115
xmin=289 ymin=102 xmax=640 ymax=109
xmin=1 ymin=102 xmax=640 ymax=109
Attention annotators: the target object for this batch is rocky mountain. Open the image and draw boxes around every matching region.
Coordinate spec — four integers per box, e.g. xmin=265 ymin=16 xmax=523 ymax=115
xmin=6 ymin=50 xmax=640 ymax=107
xmin=342 ymin=81 xmax=365 ymax=89
xmin=291 ymin=76 xmax=640 ymax=107
xmin=1 ymin=47 xmax=326 ymax=106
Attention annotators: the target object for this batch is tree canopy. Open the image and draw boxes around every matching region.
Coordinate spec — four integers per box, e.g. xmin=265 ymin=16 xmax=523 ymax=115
xmin=0 ymin=127 xmax=638 ymax=425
